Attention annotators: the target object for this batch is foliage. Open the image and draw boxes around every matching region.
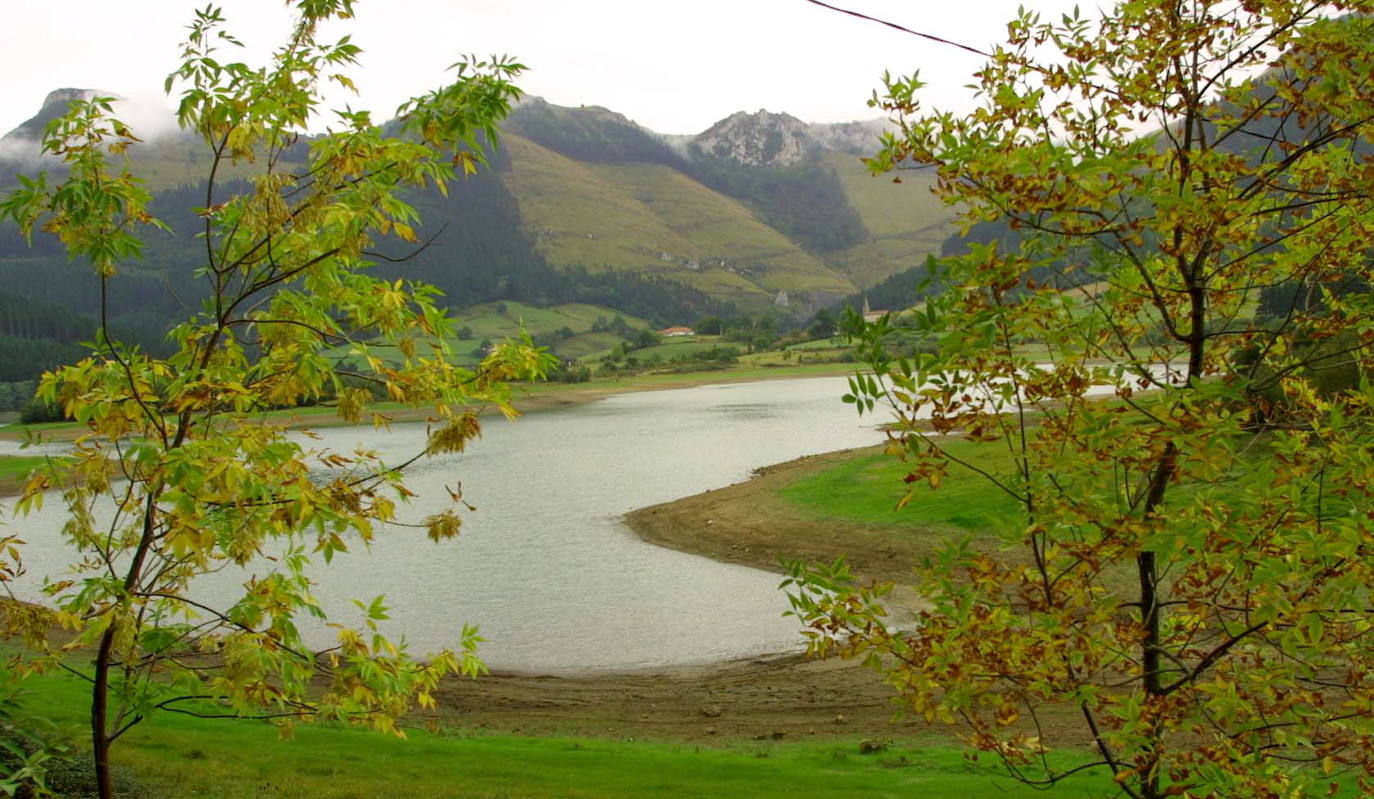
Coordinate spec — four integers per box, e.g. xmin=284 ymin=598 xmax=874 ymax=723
xmin=0 ymin=2 xmax=552 ymax=796
xmin=0 ymin=677 xmax=71 ymax=798
xmin=787 ymin=3 xmax=1374 ymax=798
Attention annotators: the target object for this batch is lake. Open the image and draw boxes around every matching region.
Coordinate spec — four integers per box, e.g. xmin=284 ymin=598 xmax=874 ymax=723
xmin=4 ymin=376 xmax=884 ymax=672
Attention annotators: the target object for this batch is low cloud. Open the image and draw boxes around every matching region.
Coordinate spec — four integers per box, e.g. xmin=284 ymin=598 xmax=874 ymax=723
xmin=0 ymin=89 xmax=182 ymax=168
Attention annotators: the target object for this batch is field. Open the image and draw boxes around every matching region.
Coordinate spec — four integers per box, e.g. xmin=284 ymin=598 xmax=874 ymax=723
xmin=12 ymin=662 xmax=1121 ymax=799
xmin=331 ymin=300 xmax=648 ymax=368
xmin=779 ymin=442 xmax=1022 ymax=532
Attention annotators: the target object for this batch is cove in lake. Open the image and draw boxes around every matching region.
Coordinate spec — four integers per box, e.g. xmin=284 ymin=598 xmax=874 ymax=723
xmin=7 ymin=376 xmax=883 ymax=673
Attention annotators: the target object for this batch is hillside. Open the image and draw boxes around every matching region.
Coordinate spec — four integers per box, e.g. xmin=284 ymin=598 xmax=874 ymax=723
xmin=0 ymin=91 xmax=957 ymax=384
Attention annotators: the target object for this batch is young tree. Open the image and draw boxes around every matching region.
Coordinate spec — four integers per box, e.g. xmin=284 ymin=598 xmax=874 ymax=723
xmin=0 ymin=2 xmax=550 ymax=796
xmin=788 ymin=2 xmax=1374 ymax=797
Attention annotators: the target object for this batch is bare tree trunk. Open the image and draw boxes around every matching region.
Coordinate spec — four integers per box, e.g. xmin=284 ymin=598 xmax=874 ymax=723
xmin=92 ymin=625 xmax=116 ymax=799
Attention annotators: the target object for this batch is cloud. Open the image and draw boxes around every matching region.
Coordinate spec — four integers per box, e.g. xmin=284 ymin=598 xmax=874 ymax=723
xmin=109 ymin=90 xmax=182 ymax=141
xmin=0 ymin=89 xmax=182 ymax=168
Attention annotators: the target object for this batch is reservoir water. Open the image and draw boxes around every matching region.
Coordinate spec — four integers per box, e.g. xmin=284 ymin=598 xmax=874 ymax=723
xmin=4 ymin=376 xmax=884 ymax=672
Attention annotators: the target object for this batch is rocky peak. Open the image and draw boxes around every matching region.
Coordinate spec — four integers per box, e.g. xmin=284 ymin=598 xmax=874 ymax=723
xmin=691 ymin=109 xmax=816 ymax=167
xmin=42 ymin=88 xmax=97 ymax=108
xmin=3 ymin=88 xmax=100 ymax=143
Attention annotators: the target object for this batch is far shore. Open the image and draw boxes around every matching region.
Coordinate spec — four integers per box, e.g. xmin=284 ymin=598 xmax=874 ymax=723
xmin=0 ymin=362 xmax=860 ymax=497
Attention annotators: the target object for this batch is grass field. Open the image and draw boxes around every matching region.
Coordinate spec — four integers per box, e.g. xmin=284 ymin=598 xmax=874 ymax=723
xmin=14 ymin=668 xmax=1117 ymax=799
xmin=778 ymin=439 xmax=1022 ymax=534
xmin=624 ymin=337 xmax=732 ymax=361
xmin=327 ymin=301 xmax=647 ymax=368
xmin=457 ymin=301 xmax=648 ymax=342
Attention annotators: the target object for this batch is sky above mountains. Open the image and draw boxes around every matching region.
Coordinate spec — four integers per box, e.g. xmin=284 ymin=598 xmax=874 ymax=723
xmin=3 ymin=0 xmax=1087 ymax=140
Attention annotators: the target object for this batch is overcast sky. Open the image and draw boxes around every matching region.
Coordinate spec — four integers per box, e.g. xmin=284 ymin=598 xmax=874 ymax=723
xmin=2 ymin=0 xmax=1088 ymax=139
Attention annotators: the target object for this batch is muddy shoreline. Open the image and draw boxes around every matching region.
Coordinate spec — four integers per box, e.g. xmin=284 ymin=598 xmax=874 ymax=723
xmin=427 ymin=445 xmax=946 ymax=744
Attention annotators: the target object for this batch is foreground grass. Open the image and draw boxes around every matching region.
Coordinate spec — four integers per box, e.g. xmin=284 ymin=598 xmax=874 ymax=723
xmin=16 ymin=669 xmax=1116 ymax=799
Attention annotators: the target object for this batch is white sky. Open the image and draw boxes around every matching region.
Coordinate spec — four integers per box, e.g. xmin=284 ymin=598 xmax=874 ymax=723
xmin=1 ymin=0 xmax=1089 ymax=139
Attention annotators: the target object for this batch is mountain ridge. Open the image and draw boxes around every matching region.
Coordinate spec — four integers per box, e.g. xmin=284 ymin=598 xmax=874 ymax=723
xmin=0 ymin=90 xmax=955 ymax=381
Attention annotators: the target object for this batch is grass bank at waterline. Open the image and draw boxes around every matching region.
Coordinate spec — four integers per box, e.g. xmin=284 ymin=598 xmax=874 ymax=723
xmin=625 ymin=439 xmax=1022 ymax=584
xmin=14 ymin=668 xmax=1120 ymax=799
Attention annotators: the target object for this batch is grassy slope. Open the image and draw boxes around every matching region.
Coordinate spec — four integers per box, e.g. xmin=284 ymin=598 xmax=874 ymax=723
xmin=823 ymin=152 xmax=960 ymax=290
xmin=552 ymin=331 xmax=626 ymax=360
xmin=499 ymin=134 xmax=861 ymax=311
xmin=587 ymin=163 xmax=856 ymax=299
xmin=500 ymin=134 xmax=770 ymax=307
xmin=501 ymin=133 xmax=699 ymax=271
xmin=19 ymin=669 xmax=1112 ymax=799
xmin=458 ymin=301 xmax=648 ymax=340
xmin=622 ymin=337 xmax=730 ymax=361
xmin=343 ymin=301 xmax=647 ymax=367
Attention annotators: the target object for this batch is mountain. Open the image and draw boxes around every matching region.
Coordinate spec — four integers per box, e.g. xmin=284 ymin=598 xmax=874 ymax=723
xmin=501 ymin=100 xmax=957 ymax=308
xmin=0 ymin=91 xmax=957 ymax=383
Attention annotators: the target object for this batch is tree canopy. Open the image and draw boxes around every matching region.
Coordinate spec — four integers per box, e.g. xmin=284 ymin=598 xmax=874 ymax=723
xmin=0 ymin=2 xmax=551 ymax=796
xmin=789 ymin=2 xmax=1374 ymax=797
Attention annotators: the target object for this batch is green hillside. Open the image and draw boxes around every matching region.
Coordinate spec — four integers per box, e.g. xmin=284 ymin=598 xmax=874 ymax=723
xmin=588 ymin=163 xmax=857 ymax=300
xmin=501 ymin=135 xmax=862 ymax=312
xmin=822 ymin=152 xmax=959 ymax=289
xmin=1 ymin=92 xmax=960 ymax=386
xmin=460 ymin=301 xmax=649 ymax=340
xmin=343 ymin=301 xmax=651 ymax=368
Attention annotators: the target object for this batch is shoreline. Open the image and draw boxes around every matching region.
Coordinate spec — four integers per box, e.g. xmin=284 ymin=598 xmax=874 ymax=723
xmin=2 ymin=367 xmax=942 ymax=743
xmin=0 ymin=364 xmax=860 ymax=499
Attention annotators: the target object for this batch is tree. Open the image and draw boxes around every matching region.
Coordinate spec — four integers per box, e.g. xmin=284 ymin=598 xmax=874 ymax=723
xmin=808 ymin=308 xmax=836 ymax=340
xmin=0 ymin=3 xmax=551 ymax=796
xmin=787 ymin=2 xmax=1374 ymax=797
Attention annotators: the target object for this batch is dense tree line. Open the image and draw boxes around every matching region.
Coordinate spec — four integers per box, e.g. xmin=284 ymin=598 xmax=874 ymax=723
xmin=0 ymin=379 xmax=36 ymax=412
xmin=0 ymin=334 xmax=85 ymax=382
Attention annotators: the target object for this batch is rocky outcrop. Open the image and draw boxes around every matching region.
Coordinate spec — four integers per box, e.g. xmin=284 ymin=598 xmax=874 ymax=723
xmin=3 ymin=88 xmax=98 ymax=143
xmin=687 ymin=111 xmax=890 ymax=167
xmin=690 ymin=109 xmax=816 ymax=167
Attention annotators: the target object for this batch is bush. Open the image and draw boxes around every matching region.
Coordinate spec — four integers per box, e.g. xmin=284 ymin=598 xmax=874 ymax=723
xmin=19 ymin=397 xmax=65 ymax=424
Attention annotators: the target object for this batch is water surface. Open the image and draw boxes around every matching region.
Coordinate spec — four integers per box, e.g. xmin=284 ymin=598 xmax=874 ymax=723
xmin=7 ymin=377 xmax=882 ymax=672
